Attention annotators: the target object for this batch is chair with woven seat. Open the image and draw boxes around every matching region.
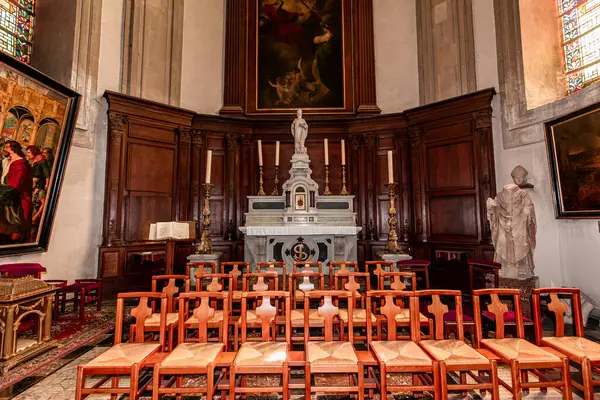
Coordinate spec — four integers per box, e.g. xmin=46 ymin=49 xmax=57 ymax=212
xmin=329 ymin=260 xmax=358 ymax=289
xmin=152 ymin=291 xmax=229 ymax=400
xmin=365 ymin=260 xmax=394 ymax=289
xmin=229 ymin=291 xmax=291 ymax=399
xmin=288 ymin=271 xmax=325 ymax=341
xmin=221 ymin=261 xmax=249 ymax=308
xmin=304 ymin=290 xmax=364 ymax=400
xmin=366 ymin=290 xmax=440 ymax=398
xmin=242 ymin=272 xmax=280 ymax=292
xmin=333 ymin=271 xmax=371 ymax=342
xmin=473 ymin=288 xmax=573 ymax=400
xmin=532 ymin=287 xmax=600 ymax=400
xmin=186 ymin=261 xmax=217 ymax=288
xmin=415 ymin=290 xmax=500 ymax=400
xmin=75 ymin=292 xmax=167 ymax=399
xmin=397 ymin=259 xmax=431 ymax=289
xmin=292 ymin=261 xmax=322 ymax=275
xmin=149 ymin=274 xmax=188 ymax=351
xmin=257 ymin=261 xmax=287 ymax=290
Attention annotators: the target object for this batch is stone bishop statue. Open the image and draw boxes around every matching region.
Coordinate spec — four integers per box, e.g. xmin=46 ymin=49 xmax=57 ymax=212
xmin=486 ymin=165 xmax=537 ymax=280
xmin=291 ymin=109 xmax=308 ymax=155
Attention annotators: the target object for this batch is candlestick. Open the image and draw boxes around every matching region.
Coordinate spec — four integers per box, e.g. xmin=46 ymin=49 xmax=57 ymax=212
xmin=340 ymin=164 xmax=349 ymax=195
xmin=341 ymin=139 xmax=346 ymax=165
xmin=384 ymin=182 xmax=403 ymax=253
xmin=271 ymin=165 xmax=280 ymax=195
xmin=323 ymin=165 xmax=332 ymax=195
xmin=258 ymin=139 xmax=263 ymax=166
xmin=205 ymin=150 xmax=212 ymax=184
xmin=196 ymin=183 xmax=215 ymax=254
xmin=275 ymin=141 xmax=280 ymax=166
xmin=387 ymin=150 xmax=394 ymax=184
xmin=258 ymin=166 xmax=266 ymax=196
xmin=324 ymin=139 xmax=329 ymax=165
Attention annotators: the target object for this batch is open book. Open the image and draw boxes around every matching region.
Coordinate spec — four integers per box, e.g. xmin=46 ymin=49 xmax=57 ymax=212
xmin=148 ymin=221 xmax=196 ymax=240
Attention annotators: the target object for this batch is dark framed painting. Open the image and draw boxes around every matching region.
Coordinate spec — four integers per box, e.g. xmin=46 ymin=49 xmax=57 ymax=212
xmin=247 ymin=0 xmax=354 ymax=115
xmin=0 ymin=51 xmax=80 ymax=255
xmin=545 ymin=101 xmax=600 ymax=218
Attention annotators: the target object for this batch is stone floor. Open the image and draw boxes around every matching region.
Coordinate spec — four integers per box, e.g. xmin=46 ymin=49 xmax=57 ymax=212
xmin=5 ymin=305 xmax=600 ymax=399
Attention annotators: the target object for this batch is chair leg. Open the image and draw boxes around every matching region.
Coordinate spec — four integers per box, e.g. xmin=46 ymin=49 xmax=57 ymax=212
xmin=510 ymin=360 xmax=521 ymax=400
xmin=305 ymin=363 xmax=311 ymax=400
xmin=130 ymin=365 xmax=139 ymax=400
xmin=440 ymin=362 xmax=448 ymax=400
xmin=490 ymin=361 xmax=500 ymax=400
xmin=97 ymin=287 xmax=102 ymax=311
xmin=379 ymin=364 xmax=386 ymax=400
xmin=152 ymin=367 xmax=160 ymax=400
xmin=229 ymin=367 xmax=236 ymax=400
xmin=79 ymin=289 xmax=85 ymax=320
xmin=282 ymin=364 xmax=289 ymax=400
xmin=357 ymin=362 xmax=364 ymax=400
xmin=432 ymin=361 xmax=441 ymax=400
xmin=562 ymin=357 xmax=573 ymax=400
xmin=207 ymin=364 xmax=215 ymax=400
xmin=520 ymin=370 xmax=529 ymax=394
xmin=75 ymin=366 xmax=84 ymax=400
xmin=110 ymin=376 xmax=119 ymax=400
xmin=582 ymin=358 xmax=593 ymax=400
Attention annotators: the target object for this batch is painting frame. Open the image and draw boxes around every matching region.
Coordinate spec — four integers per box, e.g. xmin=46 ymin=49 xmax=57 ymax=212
xmin=0 ymin=51 xmax=80 ymax=256
xmin=246 ymin=0 xmax=354 ymax=115
xmin=545 ymin=101 xmax=600 ymax=218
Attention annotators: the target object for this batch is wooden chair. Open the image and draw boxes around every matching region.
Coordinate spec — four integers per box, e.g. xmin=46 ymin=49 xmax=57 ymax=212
xmin=230 ymin=291 xmax=291 ymax=399
xmin=221 ymin=261 xmax=249 ymax=305
xmin=329 ymin=260 xmax=358 ymax=289
xmin=532 ymin=287 xmax=600 ymax=400
xmin=473 ymin=288 xmax=573 ymax=400
xmin=366 ymin=290 xmax=439 ymax=398
xmin=467 ymin=259 xmax=501 ymax=291
xmin=152 ymin=292 xmax=229 ymax=400
xmin=292 ymin=261 xmax=322 ymax=274
xmin=288 ymin=271 xmax=325 ymax=341
xmin=59 ymin=278 xmax=103 ymax=321
xmin=186 ymin=261 xmax=217 ymax=279
xmin=75 ymin=292 xmax=166 ymax=400
xmin=365 ymin=260 xmax=394 ymax=289
xmin=415 ymin=290 xmax=500 ymax=400
xmin=333 ymin=271 xmax=371 ymax=342
xmin=242 ymin=272 xmax=280 ymax=292
xmin=257 ymin=261 xmax=287 ymax=290
xmin=149 ymin=274 xmax=189 ymax=351
xmin=304 ymin=290 xmax=364 ymax=400
xmin=398 ymin=259 xmax=431 ymax=289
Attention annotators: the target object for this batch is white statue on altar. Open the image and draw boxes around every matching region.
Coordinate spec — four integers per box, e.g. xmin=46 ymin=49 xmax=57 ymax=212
xmin=486 ymin=165 xmax=537 ymax=279
xmin=291 ymin=109 xmax=308 ymax=154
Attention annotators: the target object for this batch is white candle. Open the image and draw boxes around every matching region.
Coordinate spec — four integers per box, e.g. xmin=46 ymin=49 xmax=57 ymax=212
xmin=387 ymin=150 xmax=394 ymax=184
xmin=275 ymin=141 xmax=280 ymax=166
xmin=205 ymin=150 xmax=212 ymax=184
xmin=258 ymin=140 xmax=263 ymax=166
xmin=341 ymin=139 xmax=346 ymax=165
xmin=324 ymin=139 xmax=329 ymax=165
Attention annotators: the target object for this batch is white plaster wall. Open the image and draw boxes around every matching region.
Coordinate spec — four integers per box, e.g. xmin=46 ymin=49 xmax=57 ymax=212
xmin=373 ymin=0 xmax=419 ymax=113
xmin=473 ymin=0 xmax=600 ymax=302
xmin=180 ymin=0 xmax=225 ymax=114
xmin=0 ymin=0 xmax=123 ymax=282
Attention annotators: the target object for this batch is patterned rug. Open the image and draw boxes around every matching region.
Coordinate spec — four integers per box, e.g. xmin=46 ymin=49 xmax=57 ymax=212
xmin=0 ymin=305 xmax=116 ymax=391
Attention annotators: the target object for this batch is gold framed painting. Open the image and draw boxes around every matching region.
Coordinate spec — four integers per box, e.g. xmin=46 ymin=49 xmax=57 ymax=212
xmin=0 ymin=52 xmax=80 ymax=255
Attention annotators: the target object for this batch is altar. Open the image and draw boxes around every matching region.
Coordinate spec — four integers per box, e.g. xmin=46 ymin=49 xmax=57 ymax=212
xmin=240 ymin=110 xmax=361 ymax=274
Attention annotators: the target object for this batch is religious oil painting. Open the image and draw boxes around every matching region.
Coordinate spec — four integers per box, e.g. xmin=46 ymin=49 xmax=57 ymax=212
xmin=257 ymin=0 xmax=345 ymax=110
xmin=546 ymin=102 xmax=600 ymax=218
xmin=0 ymin=52 xmax=80 ymax=255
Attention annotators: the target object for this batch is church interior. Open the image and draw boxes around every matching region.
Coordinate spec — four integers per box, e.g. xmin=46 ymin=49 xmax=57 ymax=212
xmin=0 ymin=0 xmax=599 ymax=399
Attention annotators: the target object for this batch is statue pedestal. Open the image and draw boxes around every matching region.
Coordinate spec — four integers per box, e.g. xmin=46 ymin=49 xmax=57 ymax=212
xmin=499 ymin=276 xmax=539 ymax=319
xmin=187 ymin=252 xmax=223 ymax=286
xmin=377 ymin=252 xmax=413 ymax=264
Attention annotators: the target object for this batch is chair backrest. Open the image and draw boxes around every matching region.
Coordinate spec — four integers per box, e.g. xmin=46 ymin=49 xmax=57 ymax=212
xmin=397 ymin=259 xmax=431 ymax=269
xmin=532 ymin=287 xmax=583 ymax=343
xmin=221 ymin=261 xmax=250 ymax=291
xmin=329 ymin=261 xmax=358 ymax=288
xmin=334 ymin=271 xmax=369 ymax=311
xmin=304 ymin=290 xmax=353 ymax=342
xmin=367 ymin=290 xmax=415 ymax=341
xmin=151 ymin=274 xmax=188 ymax=313
xmin=241 ymin=291 xmax=290 ymax=343
xmin=378 ymin=271 xmax=417 ymax=291
xmin=257 ymin=261 xmax=287 ymax=290
xmin=116 ymin=292 xmax=167 ymax=346
xmin=414 ymin=289 xmax=464 ymax=341
xmin=193 ymin=272 xmax=232 ymax=293
xmin=365 ymin=261 xmax=394 ymax=286
xmin=472 ymin=288 xmax=525 ymax=344
xmin=178 ymin=292 xmax=229 ymax=346
xmin=187 ymin=261 xmax=217 ymax=276
xmin=289 ymin=271 xmax=325 ymax=310
xmin=293 ymin=261 xmax=322 ymax=274
xmin=242 ymin=272 xmax=279 ymax=291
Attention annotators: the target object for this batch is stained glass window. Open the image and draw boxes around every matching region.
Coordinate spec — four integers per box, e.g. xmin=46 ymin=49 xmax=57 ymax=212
xmin=0 ymin=0 xmax=35 ymax=64
xmin=559 ymin=0 xmax=600 ymax=93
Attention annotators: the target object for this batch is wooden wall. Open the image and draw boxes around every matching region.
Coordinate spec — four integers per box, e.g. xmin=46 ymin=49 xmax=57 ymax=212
xmin=99 ymin=89 xmax=496 ymax=293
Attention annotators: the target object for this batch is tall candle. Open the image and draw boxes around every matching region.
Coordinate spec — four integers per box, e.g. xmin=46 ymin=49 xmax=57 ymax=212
xmin=275 ymin=141 xmax=280 ymax=166
xmin=205 ymin=150 xmax=212 ymax=184
xmin=324 ymin=139 xmax=329 ymax=165
xmin=387 ymin=150 xmax=394 ymax=184
xmin=341 ymin=139 xmax=346 ymax=165
xmin=258 ymin=140 xmax=263 ymax=166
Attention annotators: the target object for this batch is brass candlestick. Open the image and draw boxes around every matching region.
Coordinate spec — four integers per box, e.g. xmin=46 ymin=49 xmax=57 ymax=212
xmin=271 ymin=165 xmax=280 ymax=195
xmin=258 ymin=166 xmax=266 ymax=196
xmin=384 ymin=182 xmax=403 ymax=253
xmin=323 ymin=165 xmax=332 ymax=195
xmin=196 ymin=183 xmax=215 ymax=254
xmin=340 ymin=164 xmax=349 ymax=195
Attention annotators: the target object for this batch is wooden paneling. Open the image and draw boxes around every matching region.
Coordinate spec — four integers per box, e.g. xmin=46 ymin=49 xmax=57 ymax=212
xmin=127 ymin=144 xmax=175 ymax=193
xmin=427 ymin=142 xmax=474 ymax=190
xmin=429 ymin=196 xmax=478 ymax=237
